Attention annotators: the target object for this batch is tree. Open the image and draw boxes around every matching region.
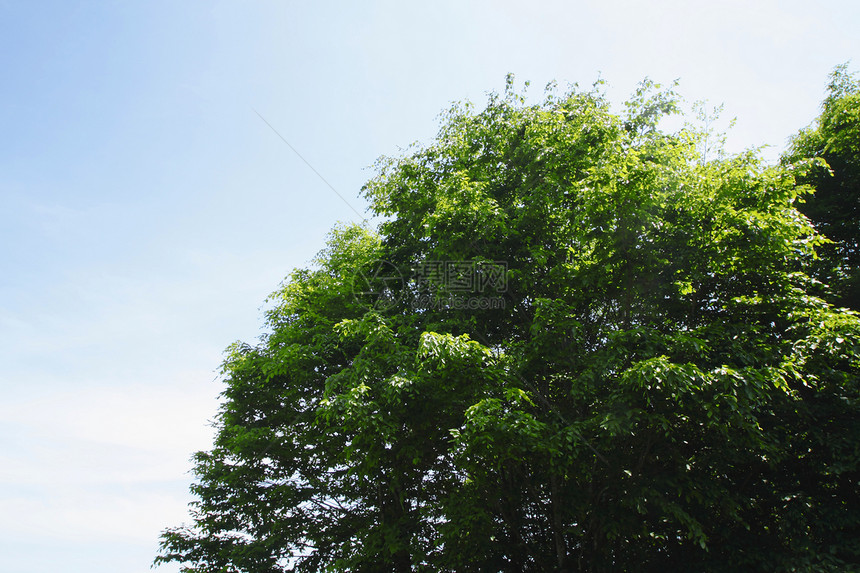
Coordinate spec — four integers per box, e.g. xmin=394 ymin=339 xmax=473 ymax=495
xmin=783 ymin=63 xmax=860 ymax=310
xmin=156 ymin=76 xmax=860 ymax=572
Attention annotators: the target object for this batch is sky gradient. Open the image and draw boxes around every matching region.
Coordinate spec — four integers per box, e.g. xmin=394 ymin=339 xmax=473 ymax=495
xmin=1 ymin=1 xmax=858 ymax=571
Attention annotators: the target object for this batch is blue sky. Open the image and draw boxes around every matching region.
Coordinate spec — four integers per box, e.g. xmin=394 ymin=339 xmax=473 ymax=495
xmin=0 ymin=1 xmax=857 ymax=571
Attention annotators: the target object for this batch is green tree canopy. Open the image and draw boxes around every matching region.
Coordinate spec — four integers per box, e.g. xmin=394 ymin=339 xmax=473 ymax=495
xmin=784 ymin=63 xmax=860 ymax=310
xmin=156 ymin=77 xmax=860 ymax=572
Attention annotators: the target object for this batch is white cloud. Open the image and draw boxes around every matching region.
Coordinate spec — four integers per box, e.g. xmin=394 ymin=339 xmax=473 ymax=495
xmin=0 ymin=377 xmax=219 ymax=472
xmin=0 ymin=483 xmax=192 ymax=543
xmin=0 ymin=380 xmax=217 ymax=559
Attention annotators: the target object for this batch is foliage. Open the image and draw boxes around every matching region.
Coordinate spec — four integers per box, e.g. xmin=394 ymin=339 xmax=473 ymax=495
xmin=783 ymin=63 xmax=860 ymax=310
xmin=157 ymin=76 xmax=860 ymax=572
